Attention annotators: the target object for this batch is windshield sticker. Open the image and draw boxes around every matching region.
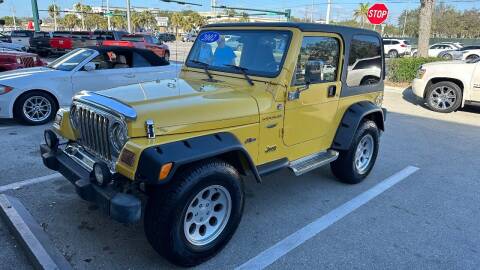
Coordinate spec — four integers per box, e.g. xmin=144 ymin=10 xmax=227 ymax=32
xmin=199 ymin=32 xmax=220 ymax=43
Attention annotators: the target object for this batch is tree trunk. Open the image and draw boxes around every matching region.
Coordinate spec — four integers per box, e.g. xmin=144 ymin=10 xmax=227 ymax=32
xmin=418 ymin=0 xmax=435 ymax=57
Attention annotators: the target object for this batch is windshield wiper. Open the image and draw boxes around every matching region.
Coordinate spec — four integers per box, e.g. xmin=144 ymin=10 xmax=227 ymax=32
xmin=190 ymin=60 xmax=214 ymax=81
xmin=225 ymin=64 xmax=254 ymax=86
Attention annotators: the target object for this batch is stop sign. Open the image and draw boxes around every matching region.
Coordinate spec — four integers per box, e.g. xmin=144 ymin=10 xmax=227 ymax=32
xmin=367 ymin=3 xmax=389 ymax=25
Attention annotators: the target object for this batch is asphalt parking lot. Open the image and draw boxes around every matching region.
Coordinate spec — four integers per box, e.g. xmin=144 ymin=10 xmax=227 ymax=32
xmin=1 ymin=86 xmax=480 ymax=269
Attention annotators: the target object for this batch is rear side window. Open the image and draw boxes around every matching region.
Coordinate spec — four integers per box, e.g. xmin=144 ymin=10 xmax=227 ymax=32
xmin=132 ymin=52 xmax=151 ymax=67
xmin=347 ymin=35 xmax=382 ymax=87
xmin=392 ymin=41 xmax=400 ymax=45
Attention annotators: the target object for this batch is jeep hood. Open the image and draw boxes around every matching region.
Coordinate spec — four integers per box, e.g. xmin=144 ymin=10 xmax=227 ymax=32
xmin=98 ymin=78 xmax=259 ymax=137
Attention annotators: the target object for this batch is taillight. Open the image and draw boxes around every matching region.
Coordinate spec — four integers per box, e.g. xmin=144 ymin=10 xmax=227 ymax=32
xmin=400 ymin=44 xmax=407 ymax=48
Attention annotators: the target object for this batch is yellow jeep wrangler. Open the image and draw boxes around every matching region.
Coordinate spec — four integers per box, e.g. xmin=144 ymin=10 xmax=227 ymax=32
xmin=41 ymin=23 xmax=386 ymax=266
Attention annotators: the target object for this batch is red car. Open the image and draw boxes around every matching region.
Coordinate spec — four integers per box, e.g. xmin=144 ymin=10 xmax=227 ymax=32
xmin=103 ymin=34 xmax=170 ymax=61
xmin=0 ymin=51 xmax=45 ymax=72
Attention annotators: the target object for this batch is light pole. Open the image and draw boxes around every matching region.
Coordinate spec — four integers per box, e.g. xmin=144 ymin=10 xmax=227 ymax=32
xmin=107 ymin=0 xmax=111 ymax=30
xmin=126 ymin=0 xmax=132 ymax=33
xmin=53 ymin=0 xmax=57 ymax=31
xmin=31 ymin=0 xmax=40 ymax=31
xmin=325 ymin=0 xmax=331 ymax=24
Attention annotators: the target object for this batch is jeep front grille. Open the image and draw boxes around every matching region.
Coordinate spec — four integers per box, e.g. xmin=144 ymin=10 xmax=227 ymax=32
xmin=76 ymin=106 xmax=112 ymax=161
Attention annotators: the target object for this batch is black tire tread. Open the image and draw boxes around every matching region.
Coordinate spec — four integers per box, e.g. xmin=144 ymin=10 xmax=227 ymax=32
xmin=144 ymin=159 xmax=243 ymax=267
xmin=330 ymin=120 xmax=379 ymax=184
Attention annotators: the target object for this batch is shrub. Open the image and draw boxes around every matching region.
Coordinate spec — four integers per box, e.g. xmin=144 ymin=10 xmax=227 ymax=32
xmin=387 ymin=57 xmax=442 ymax=83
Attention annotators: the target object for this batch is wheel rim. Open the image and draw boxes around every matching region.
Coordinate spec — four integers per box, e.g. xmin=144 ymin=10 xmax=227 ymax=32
xmin=429 ymin=86 xmax=457 ymax=110
xmin=354 ymin=134 xmax=374 ymax=174
xmin=183 ymin=185 xmax=232 ymax=246
xmin=22 ymin=96 xmax=52 ymax=122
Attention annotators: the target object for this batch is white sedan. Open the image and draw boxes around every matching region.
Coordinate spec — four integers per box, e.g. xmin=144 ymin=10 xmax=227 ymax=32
xmin=0 ymin=47 xmax=180 ymax=125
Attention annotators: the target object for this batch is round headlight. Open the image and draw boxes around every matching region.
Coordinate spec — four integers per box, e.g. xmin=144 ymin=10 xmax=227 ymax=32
xmin=110 ymin=121 xmax=128 ymax=156
xmin=69 ymin=105 xmax=80 ymax=129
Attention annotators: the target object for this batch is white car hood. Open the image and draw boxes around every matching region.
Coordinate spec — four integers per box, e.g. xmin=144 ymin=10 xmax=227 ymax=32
xmin=0 ymin=67 xmax=62 ymax=88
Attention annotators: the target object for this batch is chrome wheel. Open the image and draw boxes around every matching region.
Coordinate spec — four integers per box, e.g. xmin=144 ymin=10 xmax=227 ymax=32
xmin=429 ymin=85 xmax=457 ymax=110
xmin=354 ymin=134 xmax=374 ymax=174
xmin=22 ymin=96 xmax=52 ymax=122
xmin=183 ymin=185 xmax=232 ymax=246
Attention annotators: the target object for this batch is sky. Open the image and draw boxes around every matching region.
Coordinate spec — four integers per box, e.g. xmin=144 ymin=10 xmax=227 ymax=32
xmin=0 ymin=0 xmax=479 ymax=26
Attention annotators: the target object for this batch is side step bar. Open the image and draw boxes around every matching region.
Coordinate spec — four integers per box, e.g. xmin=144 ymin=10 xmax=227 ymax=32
xmin=289 ymin=150 xmax=339 ymax=176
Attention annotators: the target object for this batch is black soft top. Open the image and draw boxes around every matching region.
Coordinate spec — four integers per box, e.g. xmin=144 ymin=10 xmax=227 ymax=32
xmin=203 ymin=22 xmax=380 ymax=37
xmin=86 ymin=46 xmax=169 ymax=66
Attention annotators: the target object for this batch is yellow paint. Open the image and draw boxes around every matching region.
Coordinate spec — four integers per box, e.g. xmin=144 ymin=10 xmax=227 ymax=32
xmin=53 ymin=25 xmax=383 ymax=181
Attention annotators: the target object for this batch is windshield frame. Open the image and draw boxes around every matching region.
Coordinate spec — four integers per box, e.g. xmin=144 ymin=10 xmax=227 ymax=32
xmin=185 ymin=29 xmax=293 ymax=78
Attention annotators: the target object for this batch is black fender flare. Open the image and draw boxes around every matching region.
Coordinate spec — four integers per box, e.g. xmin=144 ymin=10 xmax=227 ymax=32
xmin=332 ymin=101 xmax=386 ymax=151
xmin=136 ymin=132 xmax=261 ymax=184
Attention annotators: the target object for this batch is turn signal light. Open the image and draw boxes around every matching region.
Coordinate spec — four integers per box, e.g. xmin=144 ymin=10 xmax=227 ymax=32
xmin=158 ymin=163 xmax=173 ymax=181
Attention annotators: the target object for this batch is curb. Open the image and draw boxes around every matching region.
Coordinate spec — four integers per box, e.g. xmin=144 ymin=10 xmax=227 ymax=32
xmin=0 ymin=194 xmax=72 ymax=270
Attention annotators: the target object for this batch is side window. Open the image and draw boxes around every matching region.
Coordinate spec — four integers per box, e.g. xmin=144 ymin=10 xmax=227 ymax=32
xmin=132 ymin=53 xmax=151 ymax=67
xmin=293 ymin=36 xmax=340 ymax=85
xmin=347 ymin=35 xmax=382 ymax=87
xmin=88 ymin=54 xmax=111 ymax=70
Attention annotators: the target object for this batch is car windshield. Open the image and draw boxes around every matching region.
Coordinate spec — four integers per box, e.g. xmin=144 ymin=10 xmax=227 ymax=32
xmin=47 ymin=48 xmax=96 ymax=71
xmin=186 ymin=30 xmax=291 ymax=77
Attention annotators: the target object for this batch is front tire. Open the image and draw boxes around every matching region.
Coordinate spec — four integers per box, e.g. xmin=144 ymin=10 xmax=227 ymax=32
xmin=331 ymin=120 xmax=380 ymax=184
xmin=15 ymin=91 xmax=57 ymax=125
xmin=425 ymin=81 xmax=462 ymax=113
xmin=144 ymin=159 xmax=244 ymax=267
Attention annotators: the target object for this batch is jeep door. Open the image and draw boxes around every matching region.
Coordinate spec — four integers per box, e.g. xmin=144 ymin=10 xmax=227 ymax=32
xmin=283 ymin=33 xmax=342 ymax=146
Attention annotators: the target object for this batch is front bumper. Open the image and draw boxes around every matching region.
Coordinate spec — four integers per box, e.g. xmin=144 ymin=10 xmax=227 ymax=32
xmin=412 ymin=78 xmax=428 ymax=98
xmin=40 ymin=143 xmax=141 ymax=223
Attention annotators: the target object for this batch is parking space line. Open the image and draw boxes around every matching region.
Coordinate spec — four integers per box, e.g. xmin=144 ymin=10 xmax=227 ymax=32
xmin=236 ymin=166 xmax=420 ymax=270
xmin=0 ymin=173 xmax=62 ymax=193
xmin=0 ymin=194 xmax=73 ymax=269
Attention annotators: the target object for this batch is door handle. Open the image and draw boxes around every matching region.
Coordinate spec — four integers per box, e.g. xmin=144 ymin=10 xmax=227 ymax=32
xmin=327 ymin=85 xmax=336 ymax=97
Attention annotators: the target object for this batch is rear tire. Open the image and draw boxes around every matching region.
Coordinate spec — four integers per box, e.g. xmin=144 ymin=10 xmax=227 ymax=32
xmin=331 ymin=120 xmax=380 ymax=184
xmin=144 ymin=159 xmax=244 ymax=267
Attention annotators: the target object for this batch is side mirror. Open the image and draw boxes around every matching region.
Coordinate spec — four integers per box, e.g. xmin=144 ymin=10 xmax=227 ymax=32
xmin=83 ymin=62 xmax=96 ymax=72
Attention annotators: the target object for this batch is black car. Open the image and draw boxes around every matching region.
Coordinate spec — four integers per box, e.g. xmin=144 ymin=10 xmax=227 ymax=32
xmin=157 ymin=33 xmax=176 ymax=42
xmin=29 ymin=31 xmax=52 ymax=56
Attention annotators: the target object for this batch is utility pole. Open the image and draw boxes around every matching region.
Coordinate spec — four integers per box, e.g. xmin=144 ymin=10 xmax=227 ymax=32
xmin=325 ymin=0 xmax=331 ymax=24
xmin=311 ymin=0 xmax=314 ymax=23
xmin=53 ymin=0 xmax=57 ymax=31
xmin=126 ymin=0 xmax=132 ymax=33
xmin=12 ymin=6 xmax=17 ymax=30
xmin=30 ymin=0 xmax=40 ymax=31
xmin=80 ymin=0 xmax=85 ymax=30
xmin=107 ymin=0 xmax=111 ymax=30
xmin=402 ymin=10 xmax=408 ymax=37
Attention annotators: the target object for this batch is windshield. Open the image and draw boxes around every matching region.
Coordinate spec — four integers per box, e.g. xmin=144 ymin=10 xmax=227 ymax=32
xmin=47 ymin=48 xmax=96 ymax=71
xmin=186 ymin=30 xmax=291 ymax=77
xmin=122 ymin=36 xmax=145 ymax=42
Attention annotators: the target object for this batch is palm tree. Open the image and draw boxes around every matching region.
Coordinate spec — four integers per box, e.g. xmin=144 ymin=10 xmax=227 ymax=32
xmin=170 ymin=12 xmax=184 ymax=37
xmin=62 ymin=14 xmax=79 ymax=30
xmin=354 ymin=3 xmax=370 ymax=28
xmin=48 ymin=4 xmax=60 ymax=30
